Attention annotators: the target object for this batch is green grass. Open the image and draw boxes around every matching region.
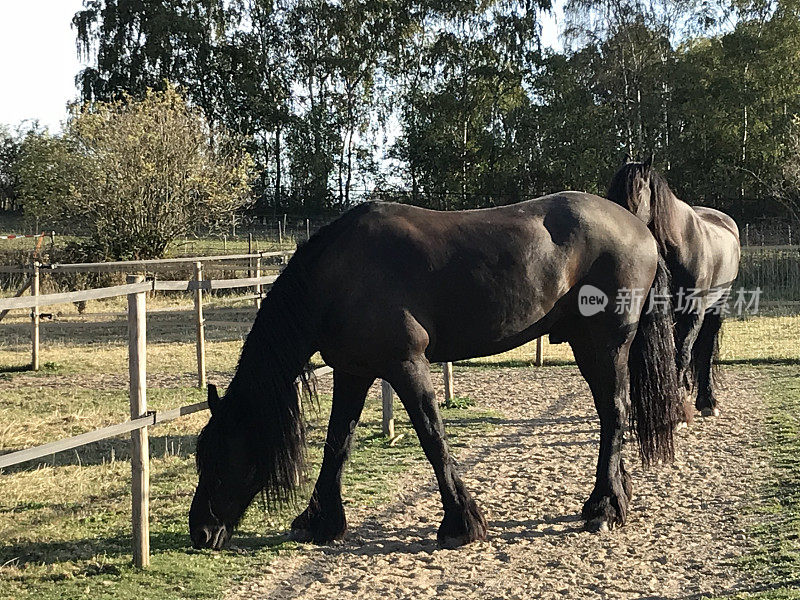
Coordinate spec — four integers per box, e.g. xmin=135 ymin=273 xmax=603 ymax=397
xmin=0 ymin=384 xmax=497 ymax=600
xmin=708 ymin=365 xmax=800 ymax=599
xmin=441 ymin=394 xmax=475 ymax=410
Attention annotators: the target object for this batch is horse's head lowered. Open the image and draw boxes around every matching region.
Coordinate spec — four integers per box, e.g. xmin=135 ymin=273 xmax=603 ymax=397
xmin=607 ymin=156 xmax=654 ymax=225
xmin=189 ymin=384 xmax=262 ymax=550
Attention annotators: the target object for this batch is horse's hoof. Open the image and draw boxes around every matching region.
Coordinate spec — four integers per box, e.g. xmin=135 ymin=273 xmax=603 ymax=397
xmin=438 ymin=533 xmax=474 ymax=549
xmin=437 ymin=499 xmax=488 ymax=549
xmin=585 ymin=518 xmax=610 ymax=533
xmin=674 ymin=421 xmax=688 ymax=432
xmin=288 ymin=526 xmax=346 ymax=544
xmin=700 ymin=407 xmax=720 ymax=418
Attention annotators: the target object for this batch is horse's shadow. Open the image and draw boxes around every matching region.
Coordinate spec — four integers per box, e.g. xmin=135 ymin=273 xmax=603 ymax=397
xmin=305 ymin=512 xmax=582 ymax=559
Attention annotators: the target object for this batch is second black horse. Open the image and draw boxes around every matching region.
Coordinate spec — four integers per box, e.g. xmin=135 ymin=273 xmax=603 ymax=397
xmin=609 ymin=159 xmax=741 ymax=418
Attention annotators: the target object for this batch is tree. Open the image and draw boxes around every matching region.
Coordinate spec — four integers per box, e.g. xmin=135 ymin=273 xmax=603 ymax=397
xmin=0 ymin=126 xmax=22 ymax=211
xmin=16 ymin=86 xmax=253 ymax=260
xmin=390 ymin=0 xmax=549 ymax=208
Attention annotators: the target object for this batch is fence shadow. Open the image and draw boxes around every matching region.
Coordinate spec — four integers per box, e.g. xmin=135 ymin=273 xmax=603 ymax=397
xmin=0 ymin=434 xmax=199 ymax=473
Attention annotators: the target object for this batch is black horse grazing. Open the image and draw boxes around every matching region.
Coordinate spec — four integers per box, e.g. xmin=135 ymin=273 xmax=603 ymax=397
xmin=608 ymin=159 xmax=741 ymax=418
xmin=189 ymin=193 xmax=682 ymax=551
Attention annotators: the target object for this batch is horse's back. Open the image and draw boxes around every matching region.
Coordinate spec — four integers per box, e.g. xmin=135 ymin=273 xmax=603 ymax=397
xmin=329 ymin=193 xmax=656 ymax=295
xmin=693 ymin=206 xmax=740 ymax=243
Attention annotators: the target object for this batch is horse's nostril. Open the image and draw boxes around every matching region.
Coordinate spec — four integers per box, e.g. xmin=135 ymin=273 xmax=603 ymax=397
xmin=191 ymin=526 xmax=213 ymax=549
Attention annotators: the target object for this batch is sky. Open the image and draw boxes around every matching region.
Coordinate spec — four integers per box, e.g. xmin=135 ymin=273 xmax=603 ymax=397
xmin=0 ymin=1 xmax=563 ymax=134
xmin=0 ymin=0 xmax=89 ymax=133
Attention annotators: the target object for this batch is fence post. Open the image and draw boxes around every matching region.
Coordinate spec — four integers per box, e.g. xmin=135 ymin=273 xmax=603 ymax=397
xmin=248 ymin=233 xmax=254 ymax=300
xmin=381 ymin=380 xmax=394 ymax=438
xmin=31 ymin=260 xmax=40 ymax=371
xmin=127 ymin=275 xmax=149 ymax=569
xmin=194 ymin=262 xmax=207 ymax=389
xmin=535 ymin=337 xmax=544 ymax=367
xmin=254 ymin=256 xmax=262 ymax=309
xmin=442 ymin=362 xmax=454 ymax=405
xmin=278 ymin=221 xmax=283 ymax=245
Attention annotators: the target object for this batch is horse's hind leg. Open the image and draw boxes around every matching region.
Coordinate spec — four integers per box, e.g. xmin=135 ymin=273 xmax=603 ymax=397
xmin=385 ymin=358 xmax=488 ymax=548
xmin=693 ymin=310 xmax=723 ymax=417
xmin=674 ymin=311 xmax=704 ymax=421
xmin=290 ymin=370 xmax=374 ymax=543
xmin=570 ymin=332 xmax=634 ymax=532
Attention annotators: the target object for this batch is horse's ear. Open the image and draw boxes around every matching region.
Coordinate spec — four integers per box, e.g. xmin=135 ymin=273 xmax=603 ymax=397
xmin=623 ymin=151 xmax=631 ymax=163
xmin=208 ymin=384 xmax=221 ymax=416
xmin=643 ymin=153 xmax=654 ymax=170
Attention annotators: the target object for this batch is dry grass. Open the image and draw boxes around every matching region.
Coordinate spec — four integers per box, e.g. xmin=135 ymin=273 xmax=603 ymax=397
xmin=458 ymin=311 xmax=800 ymax=367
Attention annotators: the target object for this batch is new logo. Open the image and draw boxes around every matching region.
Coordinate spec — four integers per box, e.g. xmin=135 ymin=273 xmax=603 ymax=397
xmin=578 ymin=285 xmax=608 ymax=317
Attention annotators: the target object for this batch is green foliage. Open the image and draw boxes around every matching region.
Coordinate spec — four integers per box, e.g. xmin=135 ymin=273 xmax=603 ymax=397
xmin=15 ymin=86 xmax=253 ymax=260
xmin=0 ymin=125 xmax=23 ymax=211
xmin=442 ymin=394 xmax=475 ymax=409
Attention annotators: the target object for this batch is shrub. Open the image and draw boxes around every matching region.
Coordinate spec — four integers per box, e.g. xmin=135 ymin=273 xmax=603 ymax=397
xmin=15 ymin=85 xmax=254 ymax=261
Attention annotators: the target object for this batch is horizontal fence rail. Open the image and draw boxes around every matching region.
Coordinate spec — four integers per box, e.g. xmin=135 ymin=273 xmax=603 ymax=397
xmin=152 ymin=275 xmax=278 ymax=292
xmin=0 ymin=281 xmax=152 ymax=311
xmin=0 ymin=365 xmax=334 ymax=471
xmin=0 ymin=277 xmax=279 ymax=311
xmin=0 ymin=250 xmax=293 ymax=274
xmin=0 ymin=232 xmax=48 ymax=240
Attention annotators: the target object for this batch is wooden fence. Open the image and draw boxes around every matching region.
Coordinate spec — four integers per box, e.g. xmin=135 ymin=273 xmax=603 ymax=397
xmin=0 ymin=250 xmax=292 ymax=370
xmin=0 ymin=259 xmax=464 ymax=568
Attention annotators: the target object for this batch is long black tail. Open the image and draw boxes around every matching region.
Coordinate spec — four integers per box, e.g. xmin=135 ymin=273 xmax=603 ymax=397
xmin=628 ymin=256 xmax=682 ymax=466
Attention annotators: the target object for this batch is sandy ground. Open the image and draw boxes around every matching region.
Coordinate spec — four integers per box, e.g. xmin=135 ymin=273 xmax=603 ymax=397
xmin=226 ymin=365 xmax=766 ymax=600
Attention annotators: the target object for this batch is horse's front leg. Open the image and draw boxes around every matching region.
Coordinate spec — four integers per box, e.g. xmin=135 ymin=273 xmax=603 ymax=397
xmin=386 ymin=357 xmax=487 ymax=548
xmin=290 ymin=370 xmax=374 ymax=543
xmin=570 ymin=338 xmax=632 ymax=531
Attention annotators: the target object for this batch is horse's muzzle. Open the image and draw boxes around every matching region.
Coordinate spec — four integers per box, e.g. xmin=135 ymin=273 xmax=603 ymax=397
xmin=191 ymin=523 xmax=230 ymax=550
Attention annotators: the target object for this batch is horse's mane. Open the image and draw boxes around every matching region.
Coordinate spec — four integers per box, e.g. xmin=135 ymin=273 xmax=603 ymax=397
xmin=607 ymin=162 xmax=679 ymax=254
xmin=196 ymin=203 xmax=376 ymax=509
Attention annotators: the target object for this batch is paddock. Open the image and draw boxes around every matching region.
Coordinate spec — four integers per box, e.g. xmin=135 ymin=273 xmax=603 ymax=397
xmin=0 ymin=246 xmax=798 ymax=598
